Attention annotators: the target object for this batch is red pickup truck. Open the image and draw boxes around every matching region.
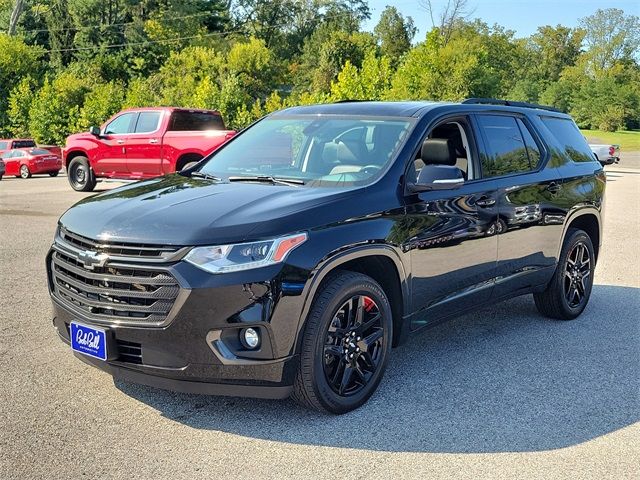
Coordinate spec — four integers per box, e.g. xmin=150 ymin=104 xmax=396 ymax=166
xmin=63 ymin=107 xmax=235 ymax=191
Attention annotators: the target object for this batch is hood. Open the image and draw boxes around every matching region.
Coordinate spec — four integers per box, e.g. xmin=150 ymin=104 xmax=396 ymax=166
xmin=59 ymin=175 xmax=364 ymax=245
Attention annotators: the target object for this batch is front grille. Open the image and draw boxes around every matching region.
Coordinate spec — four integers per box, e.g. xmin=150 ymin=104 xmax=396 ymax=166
xmin=116 ymin=339 xmax=143 ymax=364
xmin=59 ymin=227 xmax=182 ymax=259
xmin=51 ymin=235 xmax=182 ymax=326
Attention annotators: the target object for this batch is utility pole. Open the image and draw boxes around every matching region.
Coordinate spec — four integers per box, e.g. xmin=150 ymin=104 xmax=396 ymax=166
xmin=8 ymin=0 xmax=25 ymax=35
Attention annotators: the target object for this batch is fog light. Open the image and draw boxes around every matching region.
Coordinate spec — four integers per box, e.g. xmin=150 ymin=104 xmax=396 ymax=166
xmin=240 ymin=328 xmax=260 ymax=349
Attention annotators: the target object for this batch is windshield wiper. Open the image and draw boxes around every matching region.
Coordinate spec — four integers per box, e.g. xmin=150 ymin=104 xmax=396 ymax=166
xmin=190 ymin=171 xmax=222 ymax=181
xmin=228 ymin=175 xmax=305 ymax=186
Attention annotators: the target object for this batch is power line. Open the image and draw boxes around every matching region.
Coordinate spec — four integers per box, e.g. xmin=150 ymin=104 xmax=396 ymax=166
xmin=44 ymin=28 xmax=245 ymax=54
xmin=39 ymin=10 xmax=361 ymax=55
xmin=3 ymin=10 xmax=222 ymax=34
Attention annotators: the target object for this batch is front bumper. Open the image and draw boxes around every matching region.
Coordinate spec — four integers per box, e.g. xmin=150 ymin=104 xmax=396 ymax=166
xmin=48 ymin=245 xmax=311 ymax=399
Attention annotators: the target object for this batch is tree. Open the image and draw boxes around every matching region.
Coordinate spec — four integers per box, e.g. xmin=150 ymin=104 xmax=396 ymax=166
xmin=580 ymin=8 xmax=640 ymax=71
xmin=331 ymin=50 xmax=393 ymax=100
xmin=530 ymin=25 xmax=585 ymax=82
xmin=7 ymin=76 xmax=35 ymax=136
xmin=420 ymin=0 xmax=474 ymax=45
xmin=7 ymin=0 xmax=24 ymax=34
xmin=374 ymin=6 xmax=416 ymax=66
xmin=0 ymin=33 xmax=43 ymax=134
xmin=75 ymin=81 xmax=125 ymax=132
xmin=28 ymin=73 xmax=90 ymax=143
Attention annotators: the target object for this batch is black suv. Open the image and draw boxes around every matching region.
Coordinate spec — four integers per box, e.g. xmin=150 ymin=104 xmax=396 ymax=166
xmin=47 ymin=99 xmax=605 ymax=413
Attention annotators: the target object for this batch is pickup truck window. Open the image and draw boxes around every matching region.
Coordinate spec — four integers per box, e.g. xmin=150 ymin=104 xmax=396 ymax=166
xmin=134 ymin=112 xmax=162 ymax=133
xmin=105 ymin=113 xmax=136 ymax=135
xmin=13 ymin=140 xmax=36 ymax=148
xmin=477 ymin=114 xmax=533 ymax=178
xmin=169 ymin=111 xmax=225 ymax=131
xmin=0 ymin=142 xmax=7 ymax=150
xmin=540 ymin=116 xmax=595 ymax=163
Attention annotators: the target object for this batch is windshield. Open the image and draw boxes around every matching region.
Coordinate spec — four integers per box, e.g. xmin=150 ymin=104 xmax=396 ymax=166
xmin=198 ymin=115 xmax=414 ymax=187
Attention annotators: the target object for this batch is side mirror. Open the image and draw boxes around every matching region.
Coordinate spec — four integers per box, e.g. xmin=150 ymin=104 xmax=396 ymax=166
xmin=408 ymin=164 xmax=464 ymax=193
xmin=89 ymin=126 xmax=101 ymax=136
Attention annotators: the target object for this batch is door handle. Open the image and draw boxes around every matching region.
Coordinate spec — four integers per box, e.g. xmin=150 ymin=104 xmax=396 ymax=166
xmin=149 ymin=139 xmax=158 ymax=144
xmin=475 ymin=196 xmax=496 ymax=207
xmin=546 ymin=182 xmax=561 ymax=194
xmin=116 ymin=139 xmax=125 ymax=144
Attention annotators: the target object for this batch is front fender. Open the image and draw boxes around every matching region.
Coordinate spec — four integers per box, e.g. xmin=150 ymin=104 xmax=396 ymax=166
xmin=293 ymin=244 xmax=411 ymax=352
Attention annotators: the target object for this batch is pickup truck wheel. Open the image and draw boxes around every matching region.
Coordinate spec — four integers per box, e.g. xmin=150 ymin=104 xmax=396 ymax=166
xmin=181 ymin=161 xmax=199 ymax=171
xmin=292 ymin=271 xmax=392 ymax=414
xmin=68 ymin=157 xmax=96 ymax=192
xmin=20 ymin=165 xmax=31 ymax=179
xmin=534 ymin=228 xmax=595 ymax=320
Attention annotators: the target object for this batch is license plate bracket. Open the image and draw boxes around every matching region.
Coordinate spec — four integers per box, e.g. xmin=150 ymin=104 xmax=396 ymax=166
xmin=70 ymin=322 xmax=108 ymax=361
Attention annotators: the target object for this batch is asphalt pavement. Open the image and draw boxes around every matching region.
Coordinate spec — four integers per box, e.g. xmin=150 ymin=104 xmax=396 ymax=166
xmin=1 ymin=159 xmax=638 ymax=479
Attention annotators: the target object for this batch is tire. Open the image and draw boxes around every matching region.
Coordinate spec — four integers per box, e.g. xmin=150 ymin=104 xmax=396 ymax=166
xmin=67 ymin=157 xmax=96 ymax=192
xmin=49 ymin=171 xmax=59 ymax=177
xmin=0 ymin=175 xmax=3 ymax=181
xmin=292 ymin=271 xmax=392 ymax=414
xmin=20 ymin=165 xmax=31 ymax=179
xmin=534 ymin=228 xmax=595 ymax=320
xmin=181 ymin=161 xmax=200 ymax=171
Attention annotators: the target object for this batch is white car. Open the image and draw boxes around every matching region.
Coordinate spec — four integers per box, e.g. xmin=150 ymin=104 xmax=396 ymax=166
xmin=589 ymin=144 xmax=620 ymax=166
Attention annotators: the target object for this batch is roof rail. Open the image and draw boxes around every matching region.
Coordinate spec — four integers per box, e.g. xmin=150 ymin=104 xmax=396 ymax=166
xmin=462 ymin=98 xmax=562 ymax=113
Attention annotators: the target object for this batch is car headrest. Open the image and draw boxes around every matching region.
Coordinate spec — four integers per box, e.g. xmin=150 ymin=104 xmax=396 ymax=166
xmin=421 ymin=138 xmax=457 ymax=166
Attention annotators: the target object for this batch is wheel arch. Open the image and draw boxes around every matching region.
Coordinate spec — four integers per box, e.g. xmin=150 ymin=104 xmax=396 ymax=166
xmin=65 ymin=149 xmax=89 ymax=168
xmin=561 ymin=208 xmax=602 ymax=263
xmin=175 ymin=152 xmax=205 ymax=172
xmin=296 ymin=246 xmax=410 ymax=348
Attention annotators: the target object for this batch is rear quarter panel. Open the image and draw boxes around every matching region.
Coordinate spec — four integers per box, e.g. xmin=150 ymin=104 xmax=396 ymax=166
xmin=160 ymin=130 xmax=234 ymax=173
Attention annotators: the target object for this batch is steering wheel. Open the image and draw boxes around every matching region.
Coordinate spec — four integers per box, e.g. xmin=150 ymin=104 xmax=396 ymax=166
xmin=360 ymin=165 xmax=382 ymax=175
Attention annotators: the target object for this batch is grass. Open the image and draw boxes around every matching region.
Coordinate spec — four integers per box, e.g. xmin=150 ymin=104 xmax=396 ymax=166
xmin=580 ymin=129 xmax=640 ymax=151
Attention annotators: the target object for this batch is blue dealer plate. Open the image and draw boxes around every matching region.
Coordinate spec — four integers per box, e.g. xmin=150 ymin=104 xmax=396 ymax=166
xmin=70 ymin=322 xmax=107 ymax=361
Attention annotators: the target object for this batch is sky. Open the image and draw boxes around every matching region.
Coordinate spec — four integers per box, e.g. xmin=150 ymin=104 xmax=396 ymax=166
xmin=363 ymin=0 xmax=640 ymax=40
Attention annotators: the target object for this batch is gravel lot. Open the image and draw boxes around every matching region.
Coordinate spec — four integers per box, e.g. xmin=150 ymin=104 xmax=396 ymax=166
xmin=1 ymin=160 xmax=639 ymax=479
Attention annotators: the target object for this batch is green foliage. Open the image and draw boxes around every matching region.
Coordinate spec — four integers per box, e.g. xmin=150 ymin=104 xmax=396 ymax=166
xmin=0 ymin=2 xmax=638 ymax=141
xmin=373 ymin=6 xmax=415 ymax=66
xmin=331 ymin=51 xmax=392 ymax=100
xmin=28 ymin=73 xmax=90 ymax=144
xmin=7 ymin=76 xmax=36 ymax=137
xmin=0 ymin=33 xmax=43 ymax=134
xmin=75 ymin=81 xmax=126 ymax=132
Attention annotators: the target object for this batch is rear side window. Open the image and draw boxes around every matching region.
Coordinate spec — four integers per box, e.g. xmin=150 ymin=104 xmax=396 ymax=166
xmin=30 ymin=148 xmax=52 ymax=155
xmin=134 ymin=111 xmax=162 ymax=133
xmin=476 ymin=115 xmax=533 ymax=178
xmin=14 ymin=140 xmax=35 ymax=148
xmin=169 ymin=111 xmax=225 ymax=131
xmin=104 ymin=113 xmax=136 ymax=135
xmin=540 ymin=116 xmax=595 ymax=163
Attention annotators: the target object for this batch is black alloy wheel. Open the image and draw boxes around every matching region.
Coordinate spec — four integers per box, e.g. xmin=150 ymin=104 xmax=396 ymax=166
xmin=292 ymin=271 xmax=392 ymax=414
xmin=534 ymin=228 xmax=595 ymax=320
xmin=563 ymin=241 xmax=591 ymax=308
xmin=323 ymin=295 xmax=384 ymax=397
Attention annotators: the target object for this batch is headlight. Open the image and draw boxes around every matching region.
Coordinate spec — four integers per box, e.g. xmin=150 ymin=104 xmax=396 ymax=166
xmin=184 ymin=233 xmax=308 ymax=274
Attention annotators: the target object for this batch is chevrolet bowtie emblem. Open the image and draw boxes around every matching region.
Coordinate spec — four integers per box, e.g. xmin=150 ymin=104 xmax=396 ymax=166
xmin=78 ymin=250 xmax=108 ymax=270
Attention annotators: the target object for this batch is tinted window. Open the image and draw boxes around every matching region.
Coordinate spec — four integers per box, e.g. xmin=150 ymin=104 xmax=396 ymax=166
xmin=516 ymin=118 xmax=542 ymax=167
xmin=477 ymin=115 xmax=531 ymax=178
xmin=541 ymin=116 xmax=595 ymax=163
xmin=30 ymin=148 xmax=53 ymax=155
xmin=135 ymin=111 xmax=162 ymax=133
xmin=169 ymin=112 xmax=225 ymax=131
xmin=14 ymin=140 xmax=35 ymax=148
xmin=12 ymin=150 xmax=25 ymax=157
xmin=104 ymin=113 xmax=136 ymax=135
xmin=0 ymin=142 xmax=8 ymax=150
